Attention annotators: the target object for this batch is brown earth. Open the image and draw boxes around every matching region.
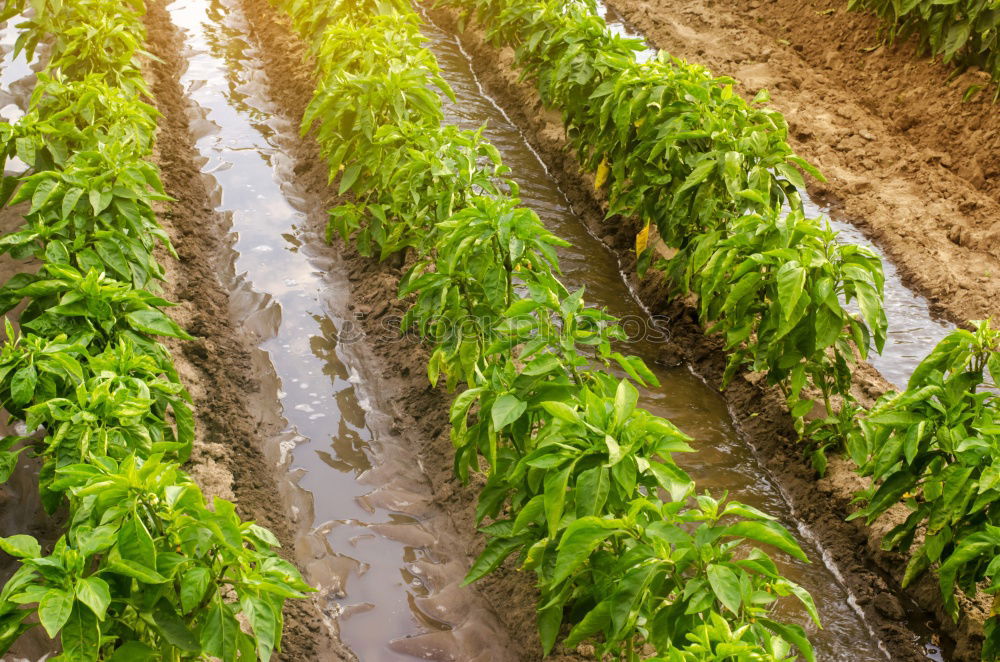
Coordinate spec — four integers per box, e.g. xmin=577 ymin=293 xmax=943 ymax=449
xmin=141 ymin=2 xmax=351 ymax=660
xmin=123 ymin=0 xmax=995 ymax=660
xmin=425 ymin=4 xmax=988 ymax=659
xmin=732 ymin=0 xmax=1000 ymax=203
xmin=607 ymin=0 xmax=1000 ymax=332
xmin=229 ymin=0 xmax=983 ymax=656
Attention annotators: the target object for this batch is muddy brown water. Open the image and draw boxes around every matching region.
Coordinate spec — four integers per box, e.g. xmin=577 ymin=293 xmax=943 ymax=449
xmin=157 ymin=0 xmax=955 ymax=658
xmin=0 ymin=1 xmax=955 ymax=661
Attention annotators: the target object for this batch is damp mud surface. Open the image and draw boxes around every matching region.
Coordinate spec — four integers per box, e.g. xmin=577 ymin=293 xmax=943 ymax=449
xmin=0 ymin=0 xmax=985 ymax=660
xmin=151 ymin=0 xmax=968 ymax=657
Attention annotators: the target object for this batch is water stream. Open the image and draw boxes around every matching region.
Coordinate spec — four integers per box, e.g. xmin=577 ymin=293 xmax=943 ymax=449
xmin=157 ymin=0 xmax=958 ymax=656
xmin=417 ymin=10 xmax=946 ymax=661
xmin=164 ymin=0 xmax=517 ymax=659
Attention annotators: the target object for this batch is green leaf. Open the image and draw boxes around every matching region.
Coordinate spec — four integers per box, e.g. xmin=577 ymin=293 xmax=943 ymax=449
xmin=544 ymin=465 xmax=572 ymax=538
xmin=242 ymin=595 xmax=278 ymax=662
xmin=38 ymin=589 xmax=73 ymax=638
xmin=75 ymin=577 xmax=111 ymax=620
xmin=553 ymin=517 xmax=621 ymax=584
xmin=201 ymin=600 xmax=239 ymax=662
xmin=776 ymin=262 xmax=806 ymax=321
xmin=706 ymin=563 xmax=742 ymax=615
xmin=338 ymin=164 xmax=362 ymax=194
xmin=61 ymin=186 xmax=84 ymax=219
xmin=540 ymin=400 xmax=580 ymax=424
xmin=180 ymin=566 xmax=211 ymax=614
xmin=491 ymin=394 xmax=526 ymax=430
xmin=722 ymin=519 xmax=808 ymax=562
xmin=10 ymin=363 xmax=37 ymax=407
xmin=152 ymin=598 xmax=200 ymax=652
xmin=0 ymin=534 xmax=41 ymax=559
xmin=118 ymin=516 xmax=157 ymax=570
xmin=677 ymin=159 xmax=716 ymax=194
xmin=108 ymin=558 xmax=167 ymax=585
xmin=60 ymin=603 xmax=99 ymax=662
xmin=563 ymin=600 xmax=611 ymax=648
xmin=779 ymin=578 xmax=821 ymax=626
xmin=538 ymin=603 xmax=562 ymax=655
xmin=108 ymin=641 xmax=159 ymax=662
xmin=612 ymin=379 xmax=638 ymax=427
xmin=463 ymin=535 xmax=528 ymax=585
xmin=758 ymin=617 xmax=816 ymax=662
xmin=126 ymin=309 xmax=193 ymax=340
xmin=29 ymin=177 xmax=58 ymax=214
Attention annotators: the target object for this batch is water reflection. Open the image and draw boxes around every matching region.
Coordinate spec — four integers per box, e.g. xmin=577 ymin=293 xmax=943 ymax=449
xmin=166 ymin=0 xmax=518 ymax=658
xmin=417 ymin=9 xmax=946 ymax=659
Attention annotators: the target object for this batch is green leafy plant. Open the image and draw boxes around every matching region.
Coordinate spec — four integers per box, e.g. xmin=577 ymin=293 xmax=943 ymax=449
xmin=851 ymin=320 xmax=1000 ymax=657
xmin=271 ymin=0 xmax=822 ymax=657
xmin=441 ymin=0 xmax=888 ymax=460
xmin=0 ymin=454 xmax=309 ymax=661
xmin=0 ymin=0 xmax=310 ymax=658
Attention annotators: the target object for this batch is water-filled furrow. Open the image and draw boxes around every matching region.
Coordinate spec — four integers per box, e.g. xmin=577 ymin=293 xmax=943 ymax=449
xmin=417 ymin=11 xmax=945 ymax=661
xmin=163 ymin=0 xmax=517 ymax=659
xmin=594 ymin=0 xmax=952 ymax=389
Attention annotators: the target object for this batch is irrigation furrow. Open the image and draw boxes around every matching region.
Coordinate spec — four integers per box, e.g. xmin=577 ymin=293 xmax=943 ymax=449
xmin=415 ymin=10 xmax=944 ymax=661
xmin=157 ymin=0 xmax=519 ymax=659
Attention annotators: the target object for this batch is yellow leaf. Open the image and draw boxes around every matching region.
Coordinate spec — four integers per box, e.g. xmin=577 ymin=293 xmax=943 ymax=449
xmin=635 ymin=223 xmax=650 ymax=255
xmin=633 ymin=117 xmax=645 ymax=129
xmin=594 ymin=157 xmax=610 ymax=191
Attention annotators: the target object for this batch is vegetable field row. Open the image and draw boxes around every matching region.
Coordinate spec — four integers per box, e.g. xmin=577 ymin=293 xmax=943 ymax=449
xmin=447 ymin=0 xmax=1000 ymax=657
xmin=0 ymin=0 xmax=309 ymax=659
xmin=442 ymin=0 xmax=887 ymax=477
xmin=271 ymin=0 xmax=826 ymax=658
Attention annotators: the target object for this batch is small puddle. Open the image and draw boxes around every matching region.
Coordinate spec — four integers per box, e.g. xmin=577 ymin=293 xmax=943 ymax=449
xmin=419 ymin=8 xmax=946 ymax=661
xmin=164 ymin=0 xmax=517 ymax=659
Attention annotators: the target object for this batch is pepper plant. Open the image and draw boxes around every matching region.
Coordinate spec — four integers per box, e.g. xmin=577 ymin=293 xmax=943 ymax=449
xmin=273 ymin=0 xmax=823 ymax=657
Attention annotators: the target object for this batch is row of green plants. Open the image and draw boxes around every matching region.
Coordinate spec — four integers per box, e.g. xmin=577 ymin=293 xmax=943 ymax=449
xmin=273 ymin=0 xmax=824 ymax=659
xmin=0 ymin=0 xmax=309 ymax=659
xmin=847 ymin=0 xmax=1000 ymax=98
xmin=445 ymin=0 xmax=1000 ymax=656
xmin=851 ymin=320 xmax=1000 ymax=659
xmin=441 ymin=0 xmax=888 ymax=472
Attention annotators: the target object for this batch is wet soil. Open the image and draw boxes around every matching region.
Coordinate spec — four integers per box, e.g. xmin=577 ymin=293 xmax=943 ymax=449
xmin=425 ymin=5 xmax=987 ymax=660
xmin=219 ymin=2 xmax=569 ymax=659
xmin=223 ymin=0 xmax=967 ymax=658
xmin=607 ymin=0 xmax=1000 ymax=332
xmin=141 ymin=2 xmax=349 ymax=659
xmin=721 ymin=0 xmax=1000 ymax=207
